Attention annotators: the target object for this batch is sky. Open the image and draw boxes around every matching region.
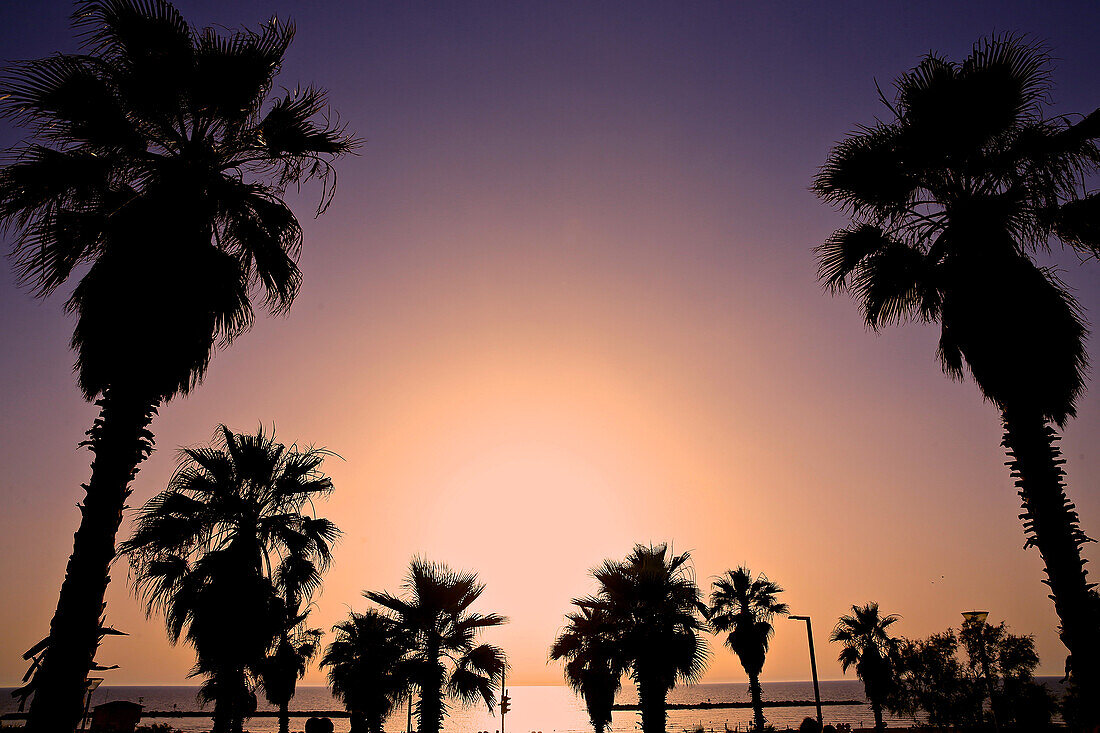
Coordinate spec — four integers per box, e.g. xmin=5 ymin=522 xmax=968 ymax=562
xmin=1 ymin=0 xmax=1100 ymax=689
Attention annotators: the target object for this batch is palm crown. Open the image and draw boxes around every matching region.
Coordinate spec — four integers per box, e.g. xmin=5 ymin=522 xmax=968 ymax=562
xmin=321 ymin=610 xmax=416 ymax=733
xmin=709 ymin=568 xmax=788 ymax=676
xmin=0 ymin=0 xmax=358 ymax=401
xmin=120 ymin=426 xmax=340 ymax=731
xmin=550 ymin=605 xmax=623 ymax=733
xmin=365 ymin=559 xmax=507 ymax=733
xmin=832 ymin=603 xmax=900 ymax=674
xmin=813 ymin=35 xmax=1099 ymax=425
xmin=580 ymin=543 xmax=708 ymax=733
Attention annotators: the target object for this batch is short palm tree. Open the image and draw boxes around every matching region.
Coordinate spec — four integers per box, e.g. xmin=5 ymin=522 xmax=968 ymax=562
xmin=121 ymin=426 xmax=340 ymax=733
xmin=831 ymin=603 xmax=900 ymax=730
xmin=257 ymin=614 xmax=325 ymax=733
xmin=708 ymin=568 xmax=788 ymax=732
xmin=550 ymin=605 xmax=623 ymax=733
xmin=580 ymin=544 xmax=709 ymax=733
xmin=813 ymin=35 xmax=1100 ymax=722
xmin=321 ymin=610 xmax=416 ymax=733
xmin=365 ymin=559 xmax=507 ymax=733
xmin=0 ymin=2 xmax=356 ymax=728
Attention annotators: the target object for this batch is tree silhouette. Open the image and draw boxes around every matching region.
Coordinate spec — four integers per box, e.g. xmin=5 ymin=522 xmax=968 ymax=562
xmin=550 ymin=604 xmax=623 ymax=733
xmin=831 ymin=603 xmax=899 ymax=730
xmin=813 ymin=35 xmax=1100 ymax=723
xmin=121 ymin=426 xmax=339 ymax=733
xmin=258 ymin=617 xmax=324 ymax=733
xmin=0 ymin=1 xmax=357 ymax=727
xmin=708 ymin=567 xmax=788 ymax=732
xmin=365 ymin=559 xmax=506 ymax=733
xmin=580 ymin=544 xmax=708 ymax=733
xmin=321 ymin=610 xmax=416 ymax=733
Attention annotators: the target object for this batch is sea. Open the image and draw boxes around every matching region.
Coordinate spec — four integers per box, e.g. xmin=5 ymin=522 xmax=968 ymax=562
xmin=0 ymin=678 xmax=1066 ymax=732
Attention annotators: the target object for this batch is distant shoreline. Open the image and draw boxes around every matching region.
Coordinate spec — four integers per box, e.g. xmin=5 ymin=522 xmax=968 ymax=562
xmin=611 ymin=700 xmax=863 ymax=711
xmin=1 ymin=700 xmax=867 ymax=722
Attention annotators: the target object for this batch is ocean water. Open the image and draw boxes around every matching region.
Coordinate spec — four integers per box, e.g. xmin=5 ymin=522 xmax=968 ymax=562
xmin=0 ymin=679 xmax=1065 ymax=732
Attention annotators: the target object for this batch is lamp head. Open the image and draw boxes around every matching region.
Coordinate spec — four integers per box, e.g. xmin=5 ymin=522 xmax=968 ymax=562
xmin=961 ymin=610 xmax=989 ymax=624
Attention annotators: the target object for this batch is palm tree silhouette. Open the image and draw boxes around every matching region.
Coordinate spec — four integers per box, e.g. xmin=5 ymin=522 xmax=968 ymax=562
xmin=321 ymin=610 xmax=417 ymax=733
xmin=0 ymin=1 xmax=357 ymax=727
xmin=257 ymin=618 xmax=324 ymax=733
xmin=831 ymin=603 xmax=899 ymax=731
xmin=365 ymin=559 xmax=507 ymax=733
xmin=580 ymin=544 xmax=708 ymax=733
xmin=708 ymin=568 xmax=788 ymax=732
xmin=813 ymin=35 xmax=1100 ymax=720
xmin=550 ymin=604 xmax=623 ymax=733
xmin=120 ymin=426 xmax=340 ymax=733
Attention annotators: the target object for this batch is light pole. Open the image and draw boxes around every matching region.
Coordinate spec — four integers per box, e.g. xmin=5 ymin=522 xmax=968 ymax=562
xmin=789 ymin=615 xmax=823 ymax=729
xmin=961 ymin=610 xmax=999 ymax=732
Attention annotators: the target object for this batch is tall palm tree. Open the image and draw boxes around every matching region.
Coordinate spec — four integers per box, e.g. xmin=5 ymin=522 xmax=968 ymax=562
xmin=831 ymin=603 xmax=900 ymax=730
xmin=120 ymin=426 xmax=340 ymax=733
xmin=580 ymin=544 xmax=708 ymax=733
xmin=257 ymin=615 xmax=325 ymax=733
xmin=321 ymin=610 xmax=416 ymax=733
xmin=365 ymin=559 xmax=507 ymax=733
xmin=708 ymin=568 xmax=788 ymax=732
xmin=550 ymin=604 xmax=623 ymax=733
xmin=812 ymin=35 xmax=1100 ymax=722
xmin=0 ymin=2 xmax=357 ymax=728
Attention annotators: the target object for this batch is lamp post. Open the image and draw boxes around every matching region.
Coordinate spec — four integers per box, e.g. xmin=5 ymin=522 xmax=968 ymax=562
xmin=961 ymin=610 xmax=999 ymax=732
xmin=789 ymin=615 xmax=823 ymax=729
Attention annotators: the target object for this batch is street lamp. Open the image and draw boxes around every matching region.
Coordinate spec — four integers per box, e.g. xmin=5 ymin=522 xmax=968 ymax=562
xmin=789 ymin=615 xmax=823 ymax=729
xmin=961 ymin=610 xmax=999 ymax=732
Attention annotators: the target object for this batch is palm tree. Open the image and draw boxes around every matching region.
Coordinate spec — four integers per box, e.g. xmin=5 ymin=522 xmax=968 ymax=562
xmin=708 ymin=568 xmax=788 ymax=732
xmin=0 ymin=1 xmax=357 ymax=727
xmin=580 ymin=544 xmax=708 ymax=733
xmin=550 ymin=605 xmax=623 ymax=733
xmin=365 ymin=559 xmax=507 ymax=733
xmin=120 ymin=426 xmax=340 ymax=733
xmin=258 ymin=615 xmax=325 ymax=733
xmin=321 ymin=610 xmax=416 ymax=733
xmin=831 ymin=603 xmax=900 ymax=730
xmin=812 ymin=35 xmax=1100 ymax=722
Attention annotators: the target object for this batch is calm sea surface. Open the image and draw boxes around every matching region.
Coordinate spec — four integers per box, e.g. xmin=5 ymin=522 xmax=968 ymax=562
xmin=0 ymin=679 xmax=1065 ymax=732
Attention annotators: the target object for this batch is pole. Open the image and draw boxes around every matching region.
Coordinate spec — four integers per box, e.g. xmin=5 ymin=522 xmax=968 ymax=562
xmin=790 ymin=615 xmax=822 ymax=729
xmin=407 ymin=684 xmax=414 ymax=733
xmin=501 ymin=667 xmax=507 ymax=733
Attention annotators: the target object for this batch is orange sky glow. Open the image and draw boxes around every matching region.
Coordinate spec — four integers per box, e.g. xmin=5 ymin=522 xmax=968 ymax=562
xmin=1 ymin=0 xmax=1099 ymax=691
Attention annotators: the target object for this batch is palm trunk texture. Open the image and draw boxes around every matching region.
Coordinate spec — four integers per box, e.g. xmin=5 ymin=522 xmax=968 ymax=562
xmin=870 ymin=698 xmax=884 ymax=730
xmin=279 ymin=700 xmax=290 ymax=733
xmin=25 ymin=388 xmax=157 ymax=733
xmin=637 ymin=673 xmax=667 ymax=733
xmin=748 ymin=672 xmax=765 ymax=732
xmin=1002 ymin=408 xmax=1100 ymax=727
xmin=418 ymin=657 xmax=445 ymax=733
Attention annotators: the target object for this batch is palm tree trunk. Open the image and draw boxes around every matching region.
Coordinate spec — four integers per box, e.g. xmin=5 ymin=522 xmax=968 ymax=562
xmin=747 ymin=672 xmax=765 ymax=732
xmin=1002 ymin=408 xmax=1100 ymax=727
xmin=25 ymin=388 xmax=157 ymax=733
xmin=870 ymin=697 xmax=884 ymax=730
xmin=636 ymin=673 xmax=667 ymax=733
xmin=279 ymin=700 xmax=290 ymax=733
xmin=418 ymin=656 xmax=445 ymax=733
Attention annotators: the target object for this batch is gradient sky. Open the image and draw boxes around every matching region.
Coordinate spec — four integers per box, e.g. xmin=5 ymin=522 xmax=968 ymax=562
xmin=2 ymin=1 xmax=1100 ymax=688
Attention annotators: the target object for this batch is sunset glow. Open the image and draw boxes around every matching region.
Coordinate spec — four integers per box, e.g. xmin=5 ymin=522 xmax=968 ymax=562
xmin=2 ymin=0 xmax=1099 ymax=705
